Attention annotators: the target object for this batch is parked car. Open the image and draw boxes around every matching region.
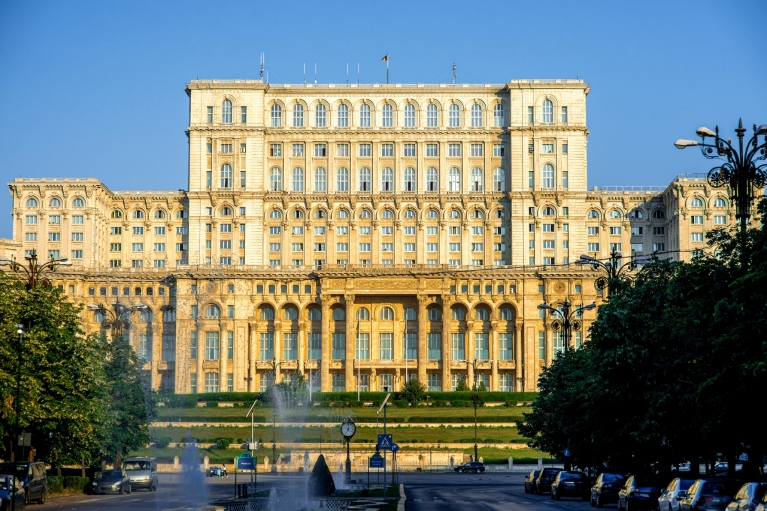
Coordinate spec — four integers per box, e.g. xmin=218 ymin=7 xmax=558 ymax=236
xmin=725 ymin=483 xmax=767 ymax=511
xmin=123 ymin=456 xmax=158 ymax=491
xmin=525 ymin=469 xmax=542 ymax=494
xmin=0 ymin=461 xmax=48 ymax=504
xmin=0 ymin=475 xmax=25 ymax=510
xmin=658 ymin=478 xmax=696 ymax=511
xmin=551 ymin=470 xmax=590 ymax=501
xmin=91 ymin=469 xmax=131 ymax=495
xmin=454 ymin=462 xmax=485 ymax=473
xmin=206 ymin=466 xmax=228 ymax=477
xmin=535 ymin=468 xmax=561 ymax=495
xmin=592 ymin=472 xmax=629 ymax=507
xmin=679 ymin=478 xmax=743 ymax=511
xmin=618 ymin=476 xmax=664 ymax=511
xmin=754 ymin=487 xmax=767 ymax=511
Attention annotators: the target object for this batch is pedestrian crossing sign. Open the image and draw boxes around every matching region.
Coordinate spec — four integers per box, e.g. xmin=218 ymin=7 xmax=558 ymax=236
xmin=377 ymin=434 xmax=393 ymax=450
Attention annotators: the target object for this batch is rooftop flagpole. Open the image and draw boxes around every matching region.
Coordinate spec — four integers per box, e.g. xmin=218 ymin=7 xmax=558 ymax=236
xmin=382 ymin=54 xmax=389 ymax=84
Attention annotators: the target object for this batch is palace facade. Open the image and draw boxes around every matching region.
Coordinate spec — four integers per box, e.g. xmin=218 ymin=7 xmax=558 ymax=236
xmin=4 ymin=79 xmax=749 ymax=394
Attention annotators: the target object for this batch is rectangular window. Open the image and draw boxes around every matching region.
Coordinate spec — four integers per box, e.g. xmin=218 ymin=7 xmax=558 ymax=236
xmin=493 ymin=144 xmax=505 ymax=157
xmin=631 ymin=226 xmax=643 ymax=236
xmin=471 ymin=243 xmax=483 ymax=252
xmin=426 ymin=243 xmax=438 ymax=252
xmin=336 ymin=143 xmax=349 ymax=157
xmin=220 ymin=143 xmax=232 ymax=153
xmin=359 ymin=143 xmax=371 ymax=157
xmin=543 ymin=224 xmax=554 ymax=232
xmin=269 ymin=243 xmax=281 ymax=252
xmin=227 ymin=305 xmax=234 ymax=319
xmin=449 ymin=226 xmax=460 ymax=235
xmin=562 ymin=143 xmax=568 ymax=154
xmin=110 ymin=226 xmax=122 ymax=235
xmin=528 ymin=106 xmax=534 ymax=123
xmin=381 ymin=144 xmax=394 ymax=157
xmin=331 ymin=333 xmax=345 ymax=360
xmin=154 ymin=243 xmax=166 ymax=251
xmin=561 ymin=106 xmax=568 ymax=123
xmin=588 ymin=243 xmax=600 ymax=251
xmin=132 ymin=243 xmax=144 ymax=251
xmin=314 ymin=143 xmax=327 ymax=157
xmin=426 ymin=226 xmax=438 ymax=235
xmin=427 ymin=333 xmax=441 ymax=360
xmin=403 ymin=243 xmax=416 ymax=252
xmin=543 ymin=240 xmax=555 ymax=249
xmin=542 ymin=143 xmax=554 ymax=153
xmin=204 ymin=372 xmax=219 ymax=393
xmin=283 ymin=333 xmax=297 ymax=360
xmin=588 ymin=227 xmax=599 ymax=235
xmin=292 ymin=143 xmax=304 ymax=157
xmin=190 ymin=332 xmax=198 ymax=360
xmin=133 ymin=226 xmax=144 ymax=235
xmin=631 ymin=243 xmax=644 ymax=253
xmin=427 ymin=373 xmax=441 ymax=391
xmin=529 ymin=171 xmax=534 ymax=189
xmin=259 ymin=333 xmax=274 ymax=360
xmin=359 ymin=243 xmax=371 ymax=252
xmin=379 ymin=333 xmax=393 ymax=360
xmin=241 ymin=106 xmax=247 ymax=123
xmin=499 ymin=373 xmax=514 ymax=392
xmin=25 ymin=215 xmax=38 ymax=224
xmin=451 ymin=333 xmax=465 ymax=360
xmin=543 ymin=257 xmax=555 ymax=265
xmin=205 ymin=332 xmax=219 ymax=360
xmin=269 ymin=143 xmax=282 ymax=156
xmin=308 ymin=333 xmax=321 ymax=360
xmin=291 ymin=243 xmax=304 ymax=252
xmin=449 ymin=243 xmax=461 ymax=252
xmin=381 ymin=243 xmax=393 ymax=252
xmin=403 ymin=143 xmax=416 ymax=157
xmin=714 ymin=215 xmax=726 ymax=225
xmin=470 ymin=143 xmax=483 ymax=157
xmin=259 ymin=373 xmax=274 ymax=392
xmin=49 ymin=215 xmax=60 ymax=224
xmin=653 ymin=226 xmax=665 ymax=235
xmin=562 ymin=171 xmax=568 ymax=189
xmin=314 ymin=243 xmax=325 ymax=252
xmin=206 ymin=106 xmax=213 ymax=123
xmin=72 ymin=215 xmax=84 ymax=225
xmin=139 ymin=334 xmax=151 ymax=361
xmin=691 ymin=216 xmax=704 ymax=225
xmin=691 ymin=233 xmax=704 ymax=242
xmin=538 ymin=332 xmax=545 ymax=360
xmin=240 ymin=143 xmax=246 ymax=154
xmin=610 ymin=243 xmax=622 ymax=251
xmin=425 ymin=143 xmax=438 ymax=157
xmin=155 ymin=226 xmax=166 ymax=235
xmin=448 ymin=143 xmax=461 ymax=157
xmin=610 ymin=226 xmax=621 ymax=235
xmin=499 ymin=333 xmax=513 ymax=360
xmin=71 ymin=250 xmax=83 ymax=259
xmin=331 ymin=373 xmax=345 ymax=392
xmin=48 ymin=232 xmax=61 ymax=242
xmin=474 ymin=333 xmax=489 ymax=360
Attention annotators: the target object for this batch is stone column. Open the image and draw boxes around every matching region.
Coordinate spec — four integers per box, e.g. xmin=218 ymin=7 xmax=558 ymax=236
xmin=274 ymin=319 xmax=282 ymax=383
xmin=441 ymin=297 xmax=452 ymax=391
xmin=298 ymin=320 xmax=306 ymax=377
xmin=417 ymin=296 xmax=428 ymax=384
xmin=195 ymin=326 xmax=203 ymax=392
xmin=514 ymin=323 xmax=523 ymax=391
xmin=344 ymin=295 xmax=355 ymax=392
xmin=466 ymin=320 xmax=475 ymax=387
xmin=320 ymin=299 xmax=331 ymax=392
xmin=490 ymin=320 xmax=499 ymax=391
xmin=219 ymin=326 xmax=228 ymax=392
xmin=248 ymin=323 xmax=256 ymax=392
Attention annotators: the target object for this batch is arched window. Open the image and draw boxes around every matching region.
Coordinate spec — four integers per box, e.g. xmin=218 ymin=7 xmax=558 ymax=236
xmin=496 ymin=209 xmax=505 ymax=219
xmin=154 ymin=209 xmax=166 ymax=219
xmin=26 ymin=198 xmax=38 ymax=207
xmin=359 ymin=103 xmax=371 ymax=127
xmin=428 ymin=307 xmax=442 ymax=321
xmin=162 ymin=308 xmax=176 ymax=322
xmin=427 ymin=103 xmax=438 ymax=126
xmin=475 ymin=307 xmax=489 ymax=320
xmin=222 ymin=99 xmax=232 ymax=124
xmin=609 ymin=210 xmax=622 ymax=219
xmin=337 ymin=103 xmax=349 ymax=127
xmin=269 ymin=209 xmax=282 ymax=219
xmin=292 ymin=209 xmax=304 ymax=219
xmin=451 ymin=307 xmax=466 ymax=320
xmin=360 ymin=209 xmax=371 ymax=219
xmin=270 ymin=168 xmax=282 ymax=191
xmin=404 ymin=307 xmax=416 ymax=320
xmin=337 ymin=168 xmax=349 ymax=192
xmin=314 ymin=167 xmax=326 ymax=192
xmin=380 ymin=307 xmax=394 ymax=320
xmin=50 ymin=198 xmax=61 ymax=207
xmin=381 ymin=168 xmax=393 ymax=191
xmin=427 ymin=209 xmax=439 ymax=219
xmin=448 ymin=167 xmax=461 ymax=191
xmin=404 ymin=209 xmax=416 ymax=219
xmin=542 ymin=99 xmax=553 ymax=123
xmin=404 ymin=104 xmax=415 ymax=127
xmin=426 ymin=168 xmax=438 ymax=191
xmin=283 ymin=306 xmax=298 ymax=320
xmin=472 ymin=209 xmax=484 ymax=219
xmin=714 ymin=198 xmax=727 ymax=207
xmin=337 ymin=209 xmax=349 ymax=219
xmin=140 ymin=308 xmax=153 ymax=322
xmin=588 ymin=210 xmax=600 ymax=219
xmin=449 ymin=103 xmax=460 ymax=127
xmin=356 ymin=307 xmax=370 ymax=320
xmin=493 ymin=103 xmax=504 ymax=127
xmin=206 ymin=304 xmax=221 ymax=318
xmin=221 ymin=164 xmax=233 ymax=188
xmin=293 ymin=104 xmax=304 ymax=127
xmin=449 ymin=209 xmax=461 ymax=219
xmin=271 ymin=104 xmax=282 ymax=127
xmin=315 ymin=103 xmax=327 ymax=127
xmin=359 ymin=168 xmax=371 ymax=191
xmin=73 ymin=198 xmax=85 ymax=208
xmin=112 ymin=210 xmax=123 ymax=219
xmin=404 ymin=167 xmax=416 ymax=191
xmin=471 ymin=104 xmax=482 ymax=127
xmin=292 ymin=167 xmax=304 ymax=192
xmin=221 ymin=207 xmax=232 ymax=216
xmin=332 ymin=308 xmax=345 ymax=321
xmin=542 ymin=164 xmax=554 ymax=189
xmin=260 ymin=307 xmax=274 ymax=320
xmin=493 ymin=168 xmax=505 ymax=191
xmin=499 ymin=307 xmax=514 ymax=320
xmin=542 ymin=207 xmax=555 ymax=216
xmin=470 ymin=168 xmax=483 ymax=191
xmin=308 ymin=307 xmax=321 ymax=321
xmin=630 ymin=210 xmax=643 ymax=219
xmin=133 ymin=210 xmax=145 ymax=219
xmin=691 ymin=198 xmax=703 ymax=207
xmin=382 ymin=103 xmax=393 ymax=127
xmin=314 ymin=209 xmax=327 ymax=219
xmin=381 ymin=209 xmax=394 ymax=219
xmin=652 ymin=210 xmax=665 ymax=219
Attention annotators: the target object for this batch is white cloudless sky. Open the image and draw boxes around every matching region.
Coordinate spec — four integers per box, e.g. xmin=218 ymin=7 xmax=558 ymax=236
xmin=1 ymin=0 xmax=765 ymax=238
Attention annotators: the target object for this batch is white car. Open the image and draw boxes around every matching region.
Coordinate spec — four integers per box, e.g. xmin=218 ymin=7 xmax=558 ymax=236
xmin=658 ymin=477 xmax=696 ymax=511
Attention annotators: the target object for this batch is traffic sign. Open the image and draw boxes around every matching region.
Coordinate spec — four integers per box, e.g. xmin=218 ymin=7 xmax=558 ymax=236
xmin=391 ymin=443 xmax=399 ymax=453
xmin=236 ymin=453 xmax=255 ymax=470
xmin=377 ymin=434 xmax=393 ymax=450
xmin=563 ymin=448 xmax=571 ymax=458
xmin=369 ymin=453 xmax=384 ymax=468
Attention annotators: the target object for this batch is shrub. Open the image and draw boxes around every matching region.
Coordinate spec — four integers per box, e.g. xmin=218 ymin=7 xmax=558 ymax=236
xmin=236 ymin=438 xmax=244 ymax=444
xmin=62 ymin=476 xmax=90 ymax=493
xmin=155 ymin=436 xmax=172 ymax=448
xmin=48 ymin=476 xmax=63 ymax=494
xmin=394 ymin=400 xmax=409 ymax=408
xmin=216 ymin=438 xmax=231 ymax=449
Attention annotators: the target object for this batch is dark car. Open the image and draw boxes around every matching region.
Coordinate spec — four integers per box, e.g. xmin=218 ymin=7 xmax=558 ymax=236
xmin=454 ymin=462 xmax=485 ymax=474
xmin=552 ymin=470 xmax=590 ymax=501
xmin=618 ymin=475 xmax=664 ymax=511
xmin=726 ymin=483 xmax=767 ymax=511
xmin=526 ymin=469 xmax=542 ymax=494
xmin=658 ymin=477 xmax=696 ymax=511
xmin=535 ymin=468 xmax=561 ymax=495
xmin=0 ymin=462 xmax=47 ymax=504
xmin=680 ymin=478 xmax=744 ymax=511
xmin=91 ymin=469 xmax=131 ymax=495
xmin=592 ymin=472 xmax=628 ymax=507
xmin=0 ymin=475 xmax=25 ymax=510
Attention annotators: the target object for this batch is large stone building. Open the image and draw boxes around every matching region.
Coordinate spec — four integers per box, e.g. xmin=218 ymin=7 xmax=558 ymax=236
xmin=3 ymin=79 xmax=750 ymax=395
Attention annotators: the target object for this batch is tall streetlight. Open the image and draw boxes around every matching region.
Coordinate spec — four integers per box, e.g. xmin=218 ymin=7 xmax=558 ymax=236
xmin=675 ymin=120 xmax=767 ymax=237
xmin=267 ymin=358 xmax=283 ymax=472
xmin=470 ymin=393 xmax=480 ymax=463
xmin=0 ymin=250 xmax=72 ymax=290
xmin=576 ymin=251 xmax=647 ymax=296
xmin=86 ymin=303 xmax=148 ymax=338
xmin=457 ymin=358 xmax=493 ymax=390
xmin=10 ymin=325 xmax=23 ymax=511
xmin=537 ymin=301 xmax=596 ymax=350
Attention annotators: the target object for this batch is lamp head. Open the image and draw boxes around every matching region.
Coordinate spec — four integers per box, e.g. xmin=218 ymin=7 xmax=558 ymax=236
xmin=0 ymin=258 xmax=11 ymax=266
xmin=86 ymin=304 xmax=101 ymax=311
xmin=613 ymin=252 xmax=622 ymax=259
xmin=579 ymin=254 xmax=595 ymax=262
xmin=756 ymin=124 xmax=767 ymax=136
xmin=584 ymin=302 xmax=597 ymax=311
xmin=16 ymin=324 xmax=24 ymax=335
xmin=696 ymin=127 xmax=716 ymax=139
xmin=537 ymin=304 xmax=550 ymax=311
xmin=674 ymin=139 xmax=699 ymax=149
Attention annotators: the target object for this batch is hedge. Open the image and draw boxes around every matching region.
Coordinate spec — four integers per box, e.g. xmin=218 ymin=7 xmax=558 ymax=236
xmin=48 ymin=476 xmax=91 ymax=494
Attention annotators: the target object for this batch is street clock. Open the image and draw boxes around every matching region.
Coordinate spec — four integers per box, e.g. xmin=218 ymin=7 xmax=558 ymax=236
xmin=340 ymin=417 xmax=356 ymax=439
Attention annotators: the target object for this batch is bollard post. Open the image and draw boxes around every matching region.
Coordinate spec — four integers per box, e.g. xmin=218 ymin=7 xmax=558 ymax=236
xmin=509 ymin=457 xmax=513 ymax=472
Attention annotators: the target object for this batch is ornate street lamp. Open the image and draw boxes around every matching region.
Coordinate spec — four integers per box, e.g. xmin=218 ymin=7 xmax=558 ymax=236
xmin=86 ymin=302 xmax=148 ymax=338
xmin=675 ymin=120 xmax=767 ymax=235
xmin=537 ymin=301 xmax=596 ymax=349
xmin=10 ymin=324 xmax=23 ymax=511
xmin=0 ymin=250 xmax=72 ymax=290
xmin=576 ymin=251 xmax=647 ymax=295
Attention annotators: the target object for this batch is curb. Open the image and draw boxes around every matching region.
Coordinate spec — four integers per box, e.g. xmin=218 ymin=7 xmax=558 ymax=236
xmin=398 ymin=483 xmax=406 ymax=511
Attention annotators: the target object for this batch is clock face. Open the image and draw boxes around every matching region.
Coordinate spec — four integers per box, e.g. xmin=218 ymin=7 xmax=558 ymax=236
xmin=341 ymin=421 xmax=356 ymax=438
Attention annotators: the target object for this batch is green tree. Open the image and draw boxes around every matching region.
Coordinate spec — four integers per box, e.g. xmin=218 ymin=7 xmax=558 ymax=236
xmin=455 ymin=376 xmax=469 ymax=392
xmin=400 ymin=378 xmax=427 ymax=402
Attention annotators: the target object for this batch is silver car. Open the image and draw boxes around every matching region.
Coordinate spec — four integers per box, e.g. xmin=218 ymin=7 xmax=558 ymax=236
xmin=726 ymin=483 xmax=767 ymax=511
xmin=680 ymin=479 xmax=743 ymax=511
xmin=658 ymin=478 xmax=695 ymax=511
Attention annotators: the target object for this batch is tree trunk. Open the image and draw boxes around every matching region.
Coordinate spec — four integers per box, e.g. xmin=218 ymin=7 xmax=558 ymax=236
xmin=81 ymin=456 xmax=86 ymax=477
xmin=114 ymin=451 xmax=122 ymax=469
xmin=727 ymin=452 xmax=736 ymax=477
xmin=55 ymin=451 xmax=61 ymax=477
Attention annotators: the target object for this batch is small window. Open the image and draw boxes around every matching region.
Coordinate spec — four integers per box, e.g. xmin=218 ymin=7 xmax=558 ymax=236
xmin=26 ymin=197 xmax=38 ymax=207
xmin=356 ymin=307 xmax=370 ymax=320
xmin=205 ymin=304 xmax=221 ymax=318
xmin=260 ymin=307 xmax=275 ymax=320
xmin=332 ymin=308 xmax=346 ymax=321
xmin=380 ymin=307 xmax=394 ymax=320
xmin=451 ymin=307 xmax=466 ymax=320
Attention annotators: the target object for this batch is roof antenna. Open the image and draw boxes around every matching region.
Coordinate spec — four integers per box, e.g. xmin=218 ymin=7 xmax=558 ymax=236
xmin=303 ymin=63 xmax=306 ymax=85
xmin=357 ymin=63 xmax=360 ymax=85
xmin=314 ymin=63 xmax=317 ymax=84
xmin=452 ymin=62 xmax=457 ymax=84
xmin=346 ymin=63 xmax=349 ymax=85
xmin=259 ymin=53 xmax=264 ymax=79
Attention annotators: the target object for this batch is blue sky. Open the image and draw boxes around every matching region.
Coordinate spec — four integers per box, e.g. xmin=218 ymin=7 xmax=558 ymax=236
xmin=1 ymin=0 xmax=765 ymax=238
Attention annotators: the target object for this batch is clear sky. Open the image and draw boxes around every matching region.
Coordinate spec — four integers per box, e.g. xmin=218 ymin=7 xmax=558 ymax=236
xmin=1 ymin=0 xmax=765 ymax=238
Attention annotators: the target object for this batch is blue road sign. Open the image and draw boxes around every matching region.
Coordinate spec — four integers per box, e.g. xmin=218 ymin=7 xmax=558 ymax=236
xmin=391 ymin=443 xmax=399 ymax=453
xmin=377 ymin=434 xmax=393 ymax=450
xmin=369 ymin=453 xmax=384 ymax=468
xmin=563 ymin=448 xmax=571 ymax=458
xmin=236 ymin=453 xmax=255 ymax=470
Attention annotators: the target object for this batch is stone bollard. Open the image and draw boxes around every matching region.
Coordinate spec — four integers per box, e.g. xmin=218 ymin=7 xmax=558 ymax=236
xmin=449 ymin=457 xmax=454 ymax=470
xmin=264 ymin=457 xmax=269 ymax=471
xmin=173 ymin=456 xmax=179 ymax=471
xmin=479 ymin=457 xmax=483 ymax=464
xmin=537 ymin=456 xmax=543 ymax=469
xmin=203 ymin=456 xmax=209 ymax=470
xmin=508 ymin=457 xmax=513 ymax=471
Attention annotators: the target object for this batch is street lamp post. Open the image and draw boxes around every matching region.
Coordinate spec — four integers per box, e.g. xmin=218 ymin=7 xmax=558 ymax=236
xmin=268 ymin=358 xmax=283 ymax=473
xmin=86 ymin=303 xmax=148 ymax=338
xmin=471 ymin=393 xmax=480 ymax=463
xmin=675 ymin=120 xmax=767 ymax=237
xmin=537 ymin=301 xmax=597 ymax=350
xmin=576 ymin=251 xmax=646 ymax=296
xmin=11 ymin=325 xmax=23 ymax=511
xmin=0 ymin=250 xmax=73 ymax=290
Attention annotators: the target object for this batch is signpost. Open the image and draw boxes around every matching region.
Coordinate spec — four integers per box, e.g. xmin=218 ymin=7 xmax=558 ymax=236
xmin=377 ymin=434 xmax=393 ymax=450
xmin=369 ymin=453 xmax=384 ymax=468
xmin=235 ymin=452 xmax=256 ymax=498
